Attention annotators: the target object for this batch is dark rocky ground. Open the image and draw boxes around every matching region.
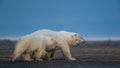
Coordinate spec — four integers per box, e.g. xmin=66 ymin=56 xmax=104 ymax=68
xmin=0 ymin=40 xmax=120 ymax=68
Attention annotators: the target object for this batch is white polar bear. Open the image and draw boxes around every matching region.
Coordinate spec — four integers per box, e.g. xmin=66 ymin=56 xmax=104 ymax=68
xmin=31 ymin=29 xmax=85 ymax=60
xmin=10 ymin=34 xmax=57 ymax=62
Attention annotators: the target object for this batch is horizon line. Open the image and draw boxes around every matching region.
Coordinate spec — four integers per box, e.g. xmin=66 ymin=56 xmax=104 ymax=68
xmin=0 ymin=36 xmax=120 ymax=41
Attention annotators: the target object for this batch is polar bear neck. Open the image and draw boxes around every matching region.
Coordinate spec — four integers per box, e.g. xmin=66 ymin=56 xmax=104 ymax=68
xmin=56 ymin=32 xmax=71 ymax=44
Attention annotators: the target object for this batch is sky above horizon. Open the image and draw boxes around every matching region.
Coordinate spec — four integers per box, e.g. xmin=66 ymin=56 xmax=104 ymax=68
xmin=0 ymin=0 xmax=120 ymax=37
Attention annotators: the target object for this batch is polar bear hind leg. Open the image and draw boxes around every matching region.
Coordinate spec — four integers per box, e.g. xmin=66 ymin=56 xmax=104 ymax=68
xmin=23 ymin=51 xmax=33 ymax=61
xmin=9 ymin=42 xmax=27 ymax=62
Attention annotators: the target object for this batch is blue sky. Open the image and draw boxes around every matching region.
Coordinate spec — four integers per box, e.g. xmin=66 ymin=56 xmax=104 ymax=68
xmin=0 ymin=0 xmax=120 ymax=37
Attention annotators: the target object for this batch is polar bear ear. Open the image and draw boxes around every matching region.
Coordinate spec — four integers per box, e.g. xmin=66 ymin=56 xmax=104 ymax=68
xmin=71 ymin=34 xmax=77 ymax=38
xmin=75 ymin=34 xmax=77 ymax=37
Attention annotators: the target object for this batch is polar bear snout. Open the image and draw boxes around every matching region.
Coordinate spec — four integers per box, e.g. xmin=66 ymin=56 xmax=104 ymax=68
xmin=76 ymin=42 xmax=80 ymax=45
xmin=80 ymin=39 xmax=86 ymax=45
xmin=77 ymin=36 xmax=86 ymax=45
xmin=76 ymin=41 xmax=85 ymax=45
xmin=81 ymin=40 xmax=86 ymax=44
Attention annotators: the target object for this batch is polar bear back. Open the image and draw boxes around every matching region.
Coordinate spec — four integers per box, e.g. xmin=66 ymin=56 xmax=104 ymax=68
xmin=32 ymin=29 xmax=57 ymax=36
xmin=31 ymin=29 xmax=84 ymax=46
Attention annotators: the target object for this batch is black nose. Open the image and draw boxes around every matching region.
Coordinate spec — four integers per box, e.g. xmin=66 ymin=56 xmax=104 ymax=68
xmin=76 ymin=43 xmax=80 ymax=45
xmin=82 ymin=41 xmax=86 ymax=44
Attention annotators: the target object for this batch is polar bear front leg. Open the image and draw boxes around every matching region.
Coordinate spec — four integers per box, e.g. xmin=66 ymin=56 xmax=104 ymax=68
xmin=61 ymin=45 xmax=76 ymax=60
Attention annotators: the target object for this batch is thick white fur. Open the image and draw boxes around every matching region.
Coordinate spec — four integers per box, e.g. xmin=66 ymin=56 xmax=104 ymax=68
xmin=31 ymin=29 xmax=85 ymax=60
xmin=10 ymin=34 xmax=56 ymax=62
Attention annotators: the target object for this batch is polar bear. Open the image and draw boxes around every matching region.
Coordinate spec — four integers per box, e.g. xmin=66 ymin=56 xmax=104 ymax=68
xmin=31 ymin=29 xmax=85 ymax=60
xmin=9 ymin=34 xmax=57 ymax=62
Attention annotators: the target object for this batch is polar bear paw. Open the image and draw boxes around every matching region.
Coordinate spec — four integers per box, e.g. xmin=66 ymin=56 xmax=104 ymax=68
xmin=69 ymin=57 xmax=76 ymax=60
xmin=36 ymin=59 xmax=43 ymax=61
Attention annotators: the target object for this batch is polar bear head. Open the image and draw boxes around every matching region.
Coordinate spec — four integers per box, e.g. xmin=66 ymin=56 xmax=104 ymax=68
xmin=66 ymin=33 xmax=85 ymax=46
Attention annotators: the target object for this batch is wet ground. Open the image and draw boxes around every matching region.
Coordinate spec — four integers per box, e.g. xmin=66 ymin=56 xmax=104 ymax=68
xmin=0 ymin=40 xmax=120 ymax=68
xmin=0 ymin=61 xmax=120 ymax=68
